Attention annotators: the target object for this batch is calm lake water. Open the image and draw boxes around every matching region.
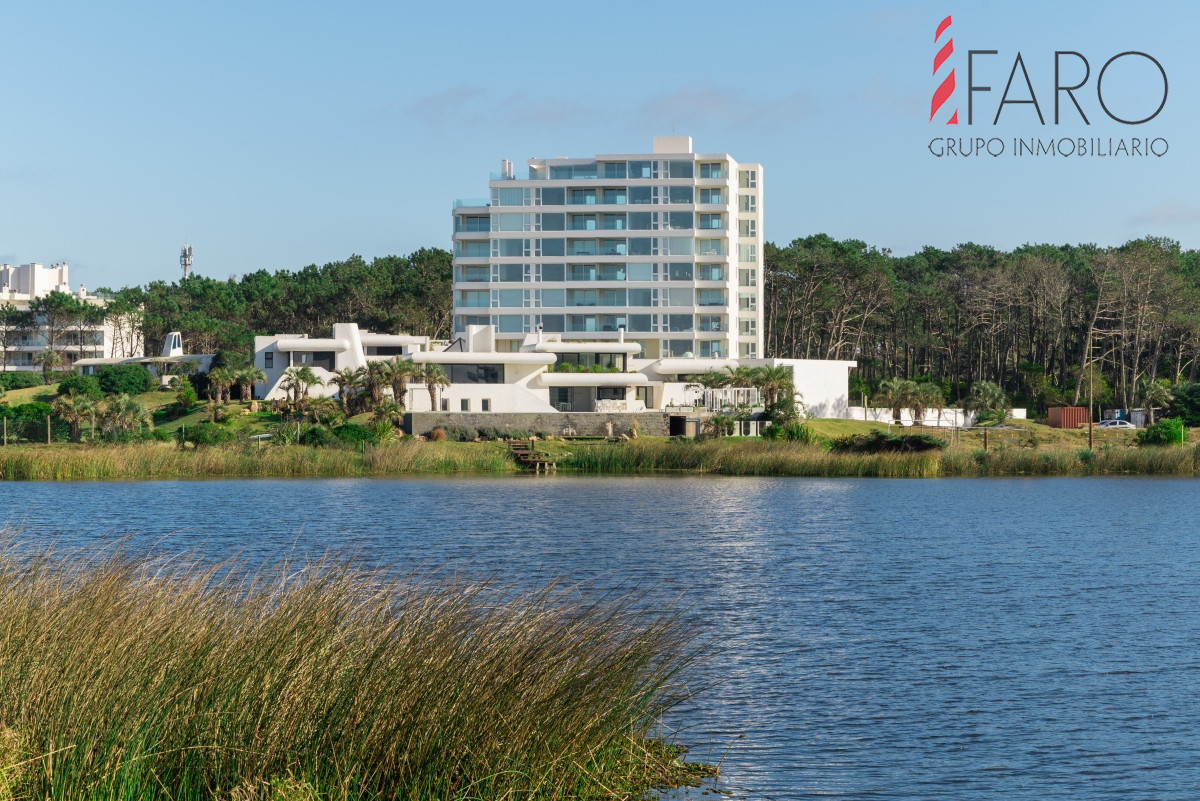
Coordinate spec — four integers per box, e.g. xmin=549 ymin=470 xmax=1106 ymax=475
xmin=6 ymin=475 xmax=1200 ymax=800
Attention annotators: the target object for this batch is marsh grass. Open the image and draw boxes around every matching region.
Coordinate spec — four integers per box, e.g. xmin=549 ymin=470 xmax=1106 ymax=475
xmin=563 ymin=439 xmax=941 ymax=477
xmin=0 ymin=542 xmax=712 ymax=800
xmin=0 ymin=442 xmax=517 ymax=481
xmin=2 ymin=439 xmax=1199 ymax=481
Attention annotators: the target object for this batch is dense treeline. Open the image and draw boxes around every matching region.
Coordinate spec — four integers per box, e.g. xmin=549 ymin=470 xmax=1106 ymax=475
xmin=764 ymin=234 xmax=1200 ymax=413
xmin=101 ymin=249 xmax=453 ymax=357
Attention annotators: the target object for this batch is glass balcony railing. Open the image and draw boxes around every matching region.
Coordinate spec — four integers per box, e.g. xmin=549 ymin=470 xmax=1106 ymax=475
xmin=453 ymin=198 xmax=490 ymax=209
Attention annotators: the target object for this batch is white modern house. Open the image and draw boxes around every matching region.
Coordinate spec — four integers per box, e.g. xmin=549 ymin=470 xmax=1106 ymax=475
xmin=0 ymin=261 xmax=143 ymax=371
xmin=451 ymin=136 xmax=764 ymax=361
xmin=253 ymin=323 xmax=855 ymax=419
xmin=75 ymin=331 xmax=214 ymax=379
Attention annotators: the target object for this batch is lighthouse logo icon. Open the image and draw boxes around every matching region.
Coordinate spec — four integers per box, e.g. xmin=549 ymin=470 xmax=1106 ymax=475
xmin=930 ymin=15 xmax=958 ymax=124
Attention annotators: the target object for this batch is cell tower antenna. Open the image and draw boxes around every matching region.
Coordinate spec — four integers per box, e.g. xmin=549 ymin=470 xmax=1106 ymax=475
xmin=180 ymin=243 xmax=193 ymax=281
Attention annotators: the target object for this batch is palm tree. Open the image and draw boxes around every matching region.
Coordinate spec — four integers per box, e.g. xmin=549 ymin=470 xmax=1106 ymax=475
xmin=331 ymin=368 xmax=364 ymax=414
xmin=207 ymin=367 xmax=235 ymax=404
xmin=966 ymin=380 xmax=1010 ymax=425
xmin=281 ymin=366 xmax=323 ymax=405
xmin=52 ymin=392 xmax=96 ymax=443
xmin=364 ymin=361 xmax=390 ymax=408
xmin=908 ymin=382 xmax=945 ymax=427
xmin=874 ymin=378 xmax=919 ymax=424
xmin=420 ymin=364 xmax=450 ymax=412
xmin=388 ymin=357 xmax=421 ymax=411
xmin=372 ymin=399 xmax=405 ymax=428
xmin=1141 ymin=378 xmax=1174 ymax=426
xmin=35 ymin=348 xmax=63 ymax=385
xmin=234 ymin=365 xmax=267 ymax=404
xmin=752 ymin=365 xmax=795 ymax=411
xmin=918 ymin=382 xmax=947 ymax=427
xmin=101 ymin=394 xmax=153 ymax=440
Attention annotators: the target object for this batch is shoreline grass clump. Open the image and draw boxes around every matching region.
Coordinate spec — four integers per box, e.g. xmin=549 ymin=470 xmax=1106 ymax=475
xmin=0 ymin=542 xmax=714 ymax=800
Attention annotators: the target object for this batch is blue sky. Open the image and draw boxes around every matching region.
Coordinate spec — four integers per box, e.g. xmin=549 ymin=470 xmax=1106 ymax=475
xmin=0 ymin=0 xmax=1195 ymax=290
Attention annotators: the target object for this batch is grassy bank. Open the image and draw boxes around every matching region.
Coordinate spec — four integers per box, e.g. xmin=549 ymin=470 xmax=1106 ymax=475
xmin=0 ymin=441 xmax=518 ymax=480
xmin=1 ymin=436 xmax=1200 ymax=480
xmin=0 ymin=543 xmax=713 ymax=800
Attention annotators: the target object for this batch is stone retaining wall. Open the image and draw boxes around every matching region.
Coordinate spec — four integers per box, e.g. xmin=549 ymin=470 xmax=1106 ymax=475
xmin=405 ymin=412 xmax=671 ymax=438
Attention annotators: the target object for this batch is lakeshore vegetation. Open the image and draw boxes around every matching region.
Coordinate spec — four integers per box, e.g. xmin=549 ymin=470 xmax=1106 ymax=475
xmin=0 ymin=542 xmax=714 ymax=800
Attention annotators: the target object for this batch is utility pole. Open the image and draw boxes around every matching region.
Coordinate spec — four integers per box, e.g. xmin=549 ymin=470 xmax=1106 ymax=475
xmin=1088 ymin=346 xmax=1095 ymax=451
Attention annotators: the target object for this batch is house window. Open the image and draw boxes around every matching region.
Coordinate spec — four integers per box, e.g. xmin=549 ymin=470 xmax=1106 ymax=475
xmin=441 ymin=398 xmax=449 ymax=411
xmin=461 ymin=398 xmax=470 ymax=412
xmin=482 ymin=399 xmax=491 ymax=412
xmin=264 ymin=351 xmax=273 ymax=369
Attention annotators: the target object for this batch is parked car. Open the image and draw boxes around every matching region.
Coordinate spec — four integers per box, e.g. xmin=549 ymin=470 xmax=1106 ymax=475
xmin=1097 ymin=419 xmax=1137 ymax=429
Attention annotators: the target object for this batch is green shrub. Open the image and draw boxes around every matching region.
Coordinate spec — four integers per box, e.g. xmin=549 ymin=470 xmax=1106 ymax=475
xmin=95 ymin=364 xmax=155 ymax=396
xmin=299 ymin=425 xmax=335 ymax=447
xmin=333 ymin=423 xmax=375 ymax=445
xmin=442 ymin=425 xmax=478 ymax=442
xmin=177 ymin=422 xmax=238 ymax=448
xmin=831 ymin=430 xmax=947 ymax=454
xmin=56 ymin=374 xmax=102 ymax=401
xmin=476 ymin=426 xmax=532 ymax=441
xmin=1137 ymin=417 xmax=1188 ymax=446
xmin=762 ymin=420 xmax=818 ymax=443
xmin=0 ymin=372 xmax=44 ymax=391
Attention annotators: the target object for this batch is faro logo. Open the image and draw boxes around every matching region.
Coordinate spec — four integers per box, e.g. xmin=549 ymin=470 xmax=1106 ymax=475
xmin=929 ymin=14 xmax=1168 ymax=126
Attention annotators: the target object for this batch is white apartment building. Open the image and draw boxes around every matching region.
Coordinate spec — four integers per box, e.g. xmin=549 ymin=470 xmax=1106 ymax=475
xmin=451 ymin=136 xmax=764 ymax=361
xmin=0 ymin=262 xmax=143 ymax=371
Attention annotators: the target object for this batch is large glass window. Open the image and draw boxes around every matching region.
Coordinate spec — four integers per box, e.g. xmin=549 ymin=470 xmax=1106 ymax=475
xmin=698 ymin=289 xmax=726 ymax=307
xmin=539 ymin=213 xmax=565 ymax=230
xmin=497 ymin=315 xmax=523 ymax=333
xmin=667 ymin=211 xmax=693 ymax=230
xmin=699 ymin=162 xmax=725 ymax=179
xmin=667 ymin=340 xmax=693 ymax=357
xmin=447 ymin=364 xmax=503 ymax=383
xmin=601 ymin=213 xmax=626 ymax=230
xmin=668 ymin=186 xmax=693 ymax=204
xmin=626 ymin=263 xmax=653 ymax=281
xmin=699 ymin=188 xmax=724 ymax=204
xmin=628 ymin=314 xmax=653 ymax=332
xmin=668 ymin=314 xmax=693 ymax=332
xmin=570 ymin=214 xmax=598 ymax=231
xmin=456 ymin=215 xmax=490 ymax=232
xmin=459 ymin=290 xmax=489 ymax=308
xmin=496 ymin=239 xmax=526 ymax=257
xmin=628 ymin=211 xmax=653 ymax=230
xmin=602 ymin=162 xmax=627 ymax=179
xmin=667 ymin=160 xmax=694 ymax=178
xmin=628 ymin=238 xmax=653 ymax=256
xmin=628 ymin=288 xmax=653 ymax=306
xmin=668 ymin=263 xmax=693 ymax=281
xmin=697 ymin=263 xmax=725 ymax=281
xmin=699 ymin=214 xmax=724 ymax=230
xmin=602 ymin=188 xmax=627 ymax=204
xmin=541 ymin=289 xmax=564 ymax=307
xmin=493 ymin=187 xmax=528 ymax=206
xmin=667 ymin=287 xmax=694 ymax=306
xmin=628 ymin=160 xmax=655 ymax=178
xmin=739 ymin=169 xmax=758 ymax=188
xmin=629 ymin=186 xmax=654 ymax=205
xmin=698 ymin=314 xmax=724 ymax=332
xmin=541 ymin=314 xmax=565 ymax=332
xmin=498 ymin=264 xmax=523 ymax=282
xmin=541 ymin=263 xmax=565 ymax=281
xmin=498 ymin=289 xmax=523 ymax=307
xmin=457 ymin=266 xmax=490 ymax=282
xmin=541 ymin=238 xmax=565 ymax=256
xmin=539 ymin=187 xmax=565 ymax=205
xmin=569 ymin=189 xmax=598 ymax=205
xmin=457 ymin=241 xmax=489 ymax=257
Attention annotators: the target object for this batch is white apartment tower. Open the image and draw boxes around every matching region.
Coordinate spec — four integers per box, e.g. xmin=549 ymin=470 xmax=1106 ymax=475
xmin=451 ymin=136 xmax=764 ymax=359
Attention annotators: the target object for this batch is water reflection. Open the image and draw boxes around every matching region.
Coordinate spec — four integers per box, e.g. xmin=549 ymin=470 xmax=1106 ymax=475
xmin=5 ymin=476 xmax=1200 ymax=800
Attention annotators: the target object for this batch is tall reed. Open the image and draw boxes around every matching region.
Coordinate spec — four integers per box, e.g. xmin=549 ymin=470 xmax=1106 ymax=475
xmin=0 ymin=542 xmax=711 ymax=800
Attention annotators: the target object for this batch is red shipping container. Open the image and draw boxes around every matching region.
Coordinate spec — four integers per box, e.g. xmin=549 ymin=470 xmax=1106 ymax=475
xmin=1048 ymin=406 xmax=1089 ymax=429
